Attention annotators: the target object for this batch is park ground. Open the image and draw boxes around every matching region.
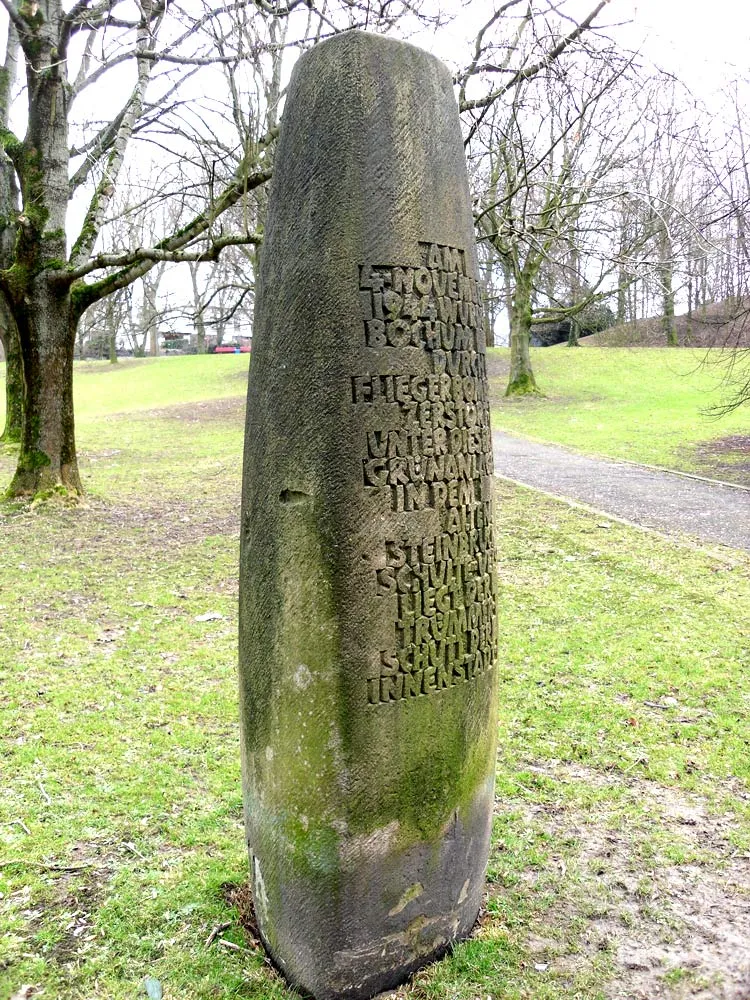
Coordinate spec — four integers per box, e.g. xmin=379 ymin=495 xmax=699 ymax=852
xmin=1 ymin=350 xmax=749 ymax=1000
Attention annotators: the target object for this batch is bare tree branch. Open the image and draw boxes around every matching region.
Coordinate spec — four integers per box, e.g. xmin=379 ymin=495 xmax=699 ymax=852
xmin=0 ymin=0 xmax=27 ymax=40
xmin=460 ymin=0 xmax=613 ymax=113
xmin=70 ymin=164 xmax=272 ymax=307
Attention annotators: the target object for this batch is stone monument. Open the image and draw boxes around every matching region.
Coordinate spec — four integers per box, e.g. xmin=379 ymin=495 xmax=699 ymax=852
xmin=239 ymin=30 xmax=498 ymax=1000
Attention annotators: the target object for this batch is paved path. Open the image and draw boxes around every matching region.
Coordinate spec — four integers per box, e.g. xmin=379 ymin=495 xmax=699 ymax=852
xmin=492 ymin=431 xmax=750 ymax=553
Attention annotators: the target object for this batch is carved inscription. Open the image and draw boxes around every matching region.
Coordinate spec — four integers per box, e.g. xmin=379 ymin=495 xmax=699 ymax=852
xmin=354 ymin=242 xmax=497 ymax=705
xmin=358 ymin=242 xmax=482 ymax=355
xmin=353 ymin=374 xmax=493 ymax=515
xmin=367 ymin=504 xmax=497 ymax=705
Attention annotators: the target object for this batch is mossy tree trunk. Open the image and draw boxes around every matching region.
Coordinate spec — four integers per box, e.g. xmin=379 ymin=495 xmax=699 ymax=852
xmin=0 ymin=23 xmax=19 ymax=444
xmin=505 ymin=266 xmax=539 ymax=396
xmin=0 ymin=6 xmax=82 ymax=497
xmin=617 ymin=267 xmax=628 ymax=324
xmin=661 ymin=261 xmax=676 ymax=345
xmin=0 ymin=1 xmax=271 ymax=497
xmin=659 ymin=225 xmax=677 ymax=346
xmin=106 ymin=295 xmax=118 ymax=364
xmin=0 ymin=302 xmax=23 ymax=442
xmin=8 ymin=276 xmax=81 ymax=495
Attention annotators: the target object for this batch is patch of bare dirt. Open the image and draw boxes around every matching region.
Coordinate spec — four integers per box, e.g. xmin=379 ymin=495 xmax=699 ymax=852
xmin=508 ymin=763 xmax=750 ymax=999
xmin=75 ymin=359 xmax=154 ymax=375
xmin=222 ymin=881 xmax=261 ymax=944
xmin=130 ymin=397 xmax=246 ymax=424
xmin=219 ymin=882 xmax=288 ymax=982
xmin=486 ymin=354 xmax=510 ymax=379
xmin=18 ymin=841 xmax=117 ymax=968
xmin=700 ymin=434 xmax=750 ymax=454
xmin=99 ymin=500 xmax=240 ymax=549
xmin=3 ymin=493 xmax=241 ymax=553
xmin=683 ymin=435 xmax=750 ymax=489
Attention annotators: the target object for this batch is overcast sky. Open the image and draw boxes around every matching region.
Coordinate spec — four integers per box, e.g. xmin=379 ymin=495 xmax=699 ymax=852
xmin=613 ymin=0 xmax=749 ymax=96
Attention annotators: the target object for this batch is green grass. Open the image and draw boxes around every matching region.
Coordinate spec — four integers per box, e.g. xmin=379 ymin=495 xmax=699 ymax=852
xmin=1 ymin=356 xmax=749 ymax=999
xmin=489 ymin=347 xmax=750 ymax=483
xmin=72 ymin=355 xmax=252 ymax=418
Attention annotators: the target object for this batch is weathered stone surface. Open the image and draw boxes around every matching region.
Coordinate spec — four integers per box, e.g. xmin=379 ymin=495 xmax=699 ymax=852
xmin=239 ymin=30 xmax=498 ymax=1000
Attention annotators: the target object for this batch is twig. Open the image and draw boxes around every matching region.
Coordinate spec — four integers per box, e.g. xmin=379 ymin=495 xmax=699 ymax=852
xmin=37 ymin=781 xmax=51 ymax=805
xmin=217 ymin=938 xmax=254 ymax=955
xmin=123 ymin=841 xmax=147 ymax=860
xmin=11 ymin=819 xmax=31 ymax=835
xmin=205 ymin=921 xmax=231 ymax=948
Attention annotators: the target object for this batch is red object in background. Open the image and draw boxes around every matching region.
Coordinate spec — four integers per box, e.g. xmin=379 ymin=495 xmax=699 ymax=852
xmin=213 ymin=345 xmax=251 ymax=353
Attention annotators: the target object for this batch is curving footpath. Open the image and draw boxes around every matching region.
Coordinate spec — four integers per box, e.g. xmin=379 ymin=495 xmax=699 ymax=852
xmin=492 ymin=431 xmax=750 ymax=553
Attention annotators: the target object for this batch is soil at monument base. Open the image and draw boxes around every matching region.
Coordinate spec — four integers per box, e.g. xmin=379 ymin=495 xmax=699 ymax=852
xmin=225 ymin=763 xmax=750 ymax=1000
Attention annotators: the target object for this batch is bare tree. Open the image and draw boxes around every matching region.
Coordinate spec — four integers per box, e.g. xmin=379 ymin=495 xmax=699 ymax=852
xmin=691 ymin=79 xmax=750 ymax=411
xmin=0 ymin=0 xmax=428 ymax=497
xmin=471 ymin=28 xmax=640 ymax=393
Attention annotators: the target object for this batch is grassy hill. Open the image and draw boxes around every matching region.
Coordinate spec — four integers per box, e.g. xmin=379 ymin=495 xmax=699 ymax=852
xmin=489 ymin=347 xmax=750 ymax=486
xmin=584 ymin=299 xmax=750 ymax=348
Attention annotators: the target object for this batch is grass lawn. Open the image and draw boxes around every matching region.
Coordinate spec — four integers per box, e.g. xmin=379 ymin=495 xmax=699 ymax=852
xmin=1 ymin=356 xmax=749 ymax=999
xmin=489 ymin=347 xmax=750 ymax=485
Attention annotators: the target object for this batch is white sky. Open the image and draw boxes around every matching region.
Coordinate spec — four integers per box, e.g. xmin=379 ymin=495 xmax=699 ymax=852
xmin=1 ymin=0 xmax=747 ymax=340
xmin=610 ymin=0 xmax=749 ymax=97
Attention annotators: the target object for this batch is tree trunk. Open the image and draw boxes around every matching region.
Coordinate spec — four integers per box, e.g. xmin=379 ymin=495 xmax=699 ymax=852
xmin=505 ymin=269 xmax=538 ymax=396
xmin=1 ymin=303 xmax=23 ymax=442
xmin=190 ymin=264 xmax=207 ymax=353
xmin=106 ymin=296 xmax=118 ymax=363
xmin=482 ymin=285 xmax=494 ymax=348
xmin=479 ymin=244 xmax=496 ymax=348
xmin=8 ymin=278 xmax=81 ymax=496
xmin=617 ymin=269 xmax=627 ymax=324
xmin=661 ymin=263 xmax=676 ymax=346
xmin=567 ymin=317 xmax=580 ymax=347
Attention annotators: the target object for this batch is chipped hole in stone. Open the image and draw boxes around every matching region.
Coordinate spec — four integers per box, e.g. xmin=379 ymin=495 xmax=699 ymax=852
xmin=279 ymin=489 xmax=310 ymax=505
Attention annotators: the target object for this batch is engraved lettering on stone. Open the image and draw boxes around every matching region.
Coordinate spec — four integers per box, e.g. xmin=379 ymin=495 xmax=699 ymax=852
xmin=354 ymin=243 xmax=496 ymax=704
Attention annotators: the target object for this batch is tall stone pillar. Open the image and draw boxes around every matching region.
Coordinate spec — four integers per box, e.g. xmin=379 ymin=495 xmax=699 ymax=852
xmin=239 ymin=30 xmax=498 ymax=1000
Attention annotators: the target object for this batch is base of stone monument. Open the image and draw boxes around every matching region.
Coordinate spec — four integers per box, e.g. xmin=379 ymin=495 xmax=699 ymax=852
xmin=245 ymin=774 xmax=494 ymax=1000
